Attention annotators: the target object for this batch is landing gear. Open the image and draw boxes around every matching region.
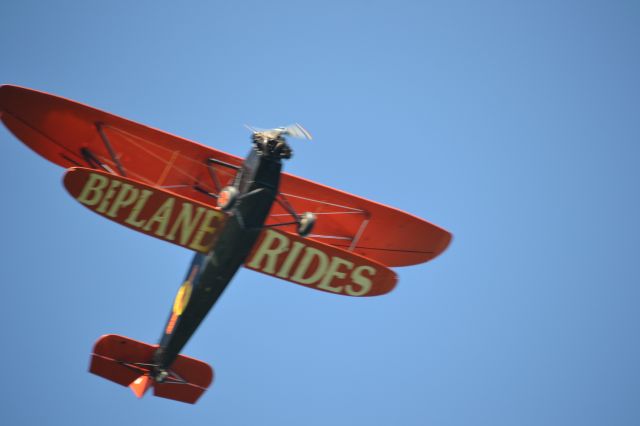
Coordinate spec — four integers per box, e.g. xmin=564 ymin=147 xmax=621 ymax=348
xmin=154 ymin=370 xmax=169 ymax=383
xmin=297 ymin=212 xmax=316 ymax=237
xmin=217 ymin=186 xmax=238 ymax=211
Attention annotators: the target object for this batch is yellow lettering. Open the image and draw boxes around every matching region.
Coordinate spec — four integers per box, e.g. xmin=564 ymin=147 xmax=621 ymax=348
xmin=76 ymin=173 xmax=108 ymax=206
xmin=318 ymin=257 xmax=353 ymax=294
xmin=96 ymin=179 xmax=121 ymax=213
xmin=106 ymin=183 xmax=139 ymax=218
xmin=290 ymin=247 xmax=329 ymax=285
xmin=246 ymin=229 xmax=290 ymax=273
xmin=142 ymin=198 xmax=175 ymax=237
xmin=277 ymin=241 xmax=306 ymax=279
xmin=125 ymin=189 xmax=153 ymax=227
xmin=166 ymin=204 xmax=206 ymax=245
xmin=188 ymin=209 xmax=223 ymax=252
xmin=346 ymin=265 xmax=376 ymax=296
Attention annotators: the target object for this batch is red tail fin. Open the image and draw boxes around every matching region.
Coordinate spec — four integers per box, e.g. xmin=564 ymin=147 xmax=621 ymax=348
xmin=89 ymin=334 xmax=214 ymax=404
xmin=129 ymin=376 xmax=153 ymax=398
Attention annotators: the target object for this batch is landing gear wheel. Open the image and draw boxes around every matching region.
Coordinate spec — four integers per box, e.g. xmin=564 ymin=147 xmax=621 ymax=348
xmin=155 ymin=370 xmax=169 ymax=383
xmin=217 ymin=186 xmax=238 ymax=211
xmin=297 ymin=212 xmax=316 ymax=237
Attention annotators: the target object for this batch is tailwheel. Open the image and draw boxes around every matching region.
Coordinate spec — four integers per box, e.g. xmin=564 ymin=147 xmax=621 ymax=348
xmin=217 ymin=186 xmax=238 ymax=211
xmin=297 ymin=212 xmax=316 ymax=237
xmin=154 ymin=370 xmax=169 ymax=383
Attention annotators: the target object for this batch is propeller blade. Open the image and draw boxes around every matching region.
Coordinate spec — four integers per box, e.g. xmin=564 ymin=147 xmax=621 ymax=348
xmin=283 ymin=123 xmax=312 ymax=140
xmin=244 ymin=124 xmax=260 ymax=133
xmin=244 ymin=124 xmax=312 ymax=141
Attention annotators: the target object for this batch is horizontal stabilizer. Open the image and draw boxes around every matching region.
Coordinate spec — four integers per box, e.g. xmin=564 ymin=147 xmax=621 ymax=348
xmin=90 ymin=334 xmax=213 ymax=404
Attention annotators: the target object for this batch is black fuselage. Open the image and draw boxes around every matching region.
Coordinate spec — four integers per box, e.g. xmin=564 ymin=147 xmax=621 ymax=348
xmin=153 ymin=146 xmax=282 ymax=370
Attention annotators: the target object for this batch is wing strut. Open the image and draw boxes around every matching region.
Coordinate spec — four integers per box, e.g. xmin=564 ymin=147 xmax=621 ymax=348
xmin=275 ymin=192 xmax=299 ymax=219
xmin=204 ymin=156 xmax=242 ymax=194
xmin=349 ymin=218 xmax=370 ymax=251
xmin=96 ymin=122 xmax=126 ymax=176
xmin=80 ymin=147 xmax=116 ymax=175
xmin=269 ymin=192 xmax=309 ymax=229
xmin=193 ymin=184 xmax=219 ymax=199
xmin=206 ymin=162 xmax=222 ymax=192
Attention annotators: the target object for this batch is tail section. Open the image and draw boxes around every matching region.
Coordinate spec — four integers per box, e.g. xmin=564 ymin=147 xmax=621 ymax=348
xmin=89 ymin=334 xmax=213 ymax=404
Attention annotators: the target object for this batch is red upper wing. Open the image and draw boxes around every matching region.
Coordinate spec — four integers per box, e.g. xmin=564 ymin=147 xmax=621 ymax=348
xmin=0 ymin=85 xmax=451 ymax=266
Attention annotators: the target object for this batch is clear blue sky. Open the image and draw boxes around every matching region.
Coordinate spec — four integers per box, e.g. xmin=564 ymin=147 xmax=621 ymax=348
xmin=1 ymin=1 xmax=639 ymax=425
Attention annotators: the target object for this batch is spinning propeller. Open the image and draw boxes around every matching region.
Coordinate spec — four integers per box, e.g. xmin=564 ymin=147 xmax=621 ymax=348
xmin=245 ymin=123 xmax=313 ymax=141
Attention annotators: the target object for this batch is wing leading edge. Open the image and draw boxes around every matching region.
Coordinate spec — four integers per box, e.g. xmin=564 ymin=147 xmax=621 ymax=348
xmin=0 ymin=84 xmax=451 ymax=267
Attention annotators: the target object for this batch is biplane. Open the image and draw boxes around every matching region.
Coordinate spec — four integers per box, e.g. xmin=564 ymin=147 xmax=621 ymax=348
xmin=0 ymin=85 xmax=451 ymax=404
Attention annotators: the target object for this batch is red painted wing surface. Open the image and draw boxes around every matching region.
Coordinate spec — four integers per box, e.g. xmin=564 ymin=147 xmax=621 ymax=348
xmin=64 ymin=167 xmax=397 ymax=296
xmin=0 ymin=85 xmax=451 ymax=266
